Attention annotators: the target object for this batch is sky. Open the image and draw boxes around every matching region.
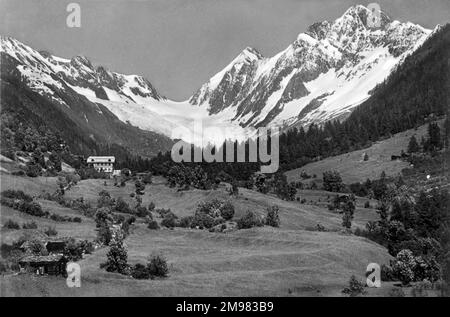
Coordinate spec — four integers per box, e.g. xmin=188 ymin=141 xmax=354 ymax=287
xmin=1 ymin=0 xmax=449 ymax=100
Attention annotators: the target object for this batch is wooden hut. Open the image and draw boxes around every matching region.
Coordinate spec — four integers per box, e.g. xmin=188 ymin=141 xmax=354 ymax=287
xmin=18 ymin=254 xmax=68 ymax=276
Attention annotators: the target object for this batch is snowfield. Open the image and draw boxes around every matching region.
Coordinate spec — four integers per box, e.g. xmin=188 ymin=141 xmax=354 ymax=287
xmin=0 ymin=5 xmax=436 ymax=145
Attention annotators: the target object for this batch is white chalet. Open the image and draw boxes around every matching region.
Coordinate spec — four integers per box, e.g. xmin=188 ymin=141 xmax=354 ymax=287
xmin=87 ymin=156 xmax=115 ymax=173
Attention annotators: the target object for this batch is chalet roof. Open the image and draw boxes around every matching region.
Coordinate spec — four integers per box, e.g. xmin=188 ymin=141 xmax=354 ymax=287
xmin=87 ymin=156 xmax=115 ymax=163
xmin=19 ymin=254 xmax=66 ymax=264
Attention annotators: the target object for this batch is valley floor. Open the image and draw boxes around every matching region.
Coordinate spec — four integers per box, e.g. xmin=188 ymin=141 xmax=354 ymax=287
xmin=0 ymin=175 xmax=394 ymax=296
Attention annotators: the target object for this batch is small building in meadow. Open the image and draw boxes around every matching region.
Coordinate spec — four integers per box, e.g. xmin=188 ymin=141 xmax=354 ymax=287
xmin=87 ymin=156 xmax=115 ymax=173
xmin=18 ymin=254 xmax=68 ymax=276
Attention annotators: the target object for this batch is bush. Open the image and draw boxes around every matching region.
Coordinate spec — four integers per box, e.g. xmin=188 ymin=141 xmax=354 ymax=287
xmin=142 ymin=173 xmax=153 ymax=185
xmin=265 ymin=205 xmax=280 ymax=227
xmin=381 ymin=264 xmax=395 ymax=281
xmin=114 ymin=197 xmax=133 ymax=214
xmin=147 ymin=219 xmax=160 ymax=230
xmin=21 ymin=201 xmax=46 ymax=217
xmin=97 ymin=190 xmax=114 ymax=208
xmin=155 ymin=208 xmax=172 ymax=218
xmin=196 ymin=199 xmax=222 ymax=217
xmin=148 ymin=202 xmax=155 ymax=211
xmin=22 ymin=221 xmax=38 ymax=229
xmin=4 ymin=219 xmax=20 ymax=230
xmin=63 ymin=238 xmax=85 ymax=261
xmin=364 ymin=201 xmax=371 ymax=208
xmin=131 ymin=263 xmax=150 ymax=279
xmin=178 ymin=216 xmax=193 ymax=228
xmin=237 ymin=210 xmax=263 ymax=229
xmin=392 ymin=249 xmax=416 ymax=285
xmin=26 ymin=163 xmax=41 ymax=177
xmin=2 ymin=198 xmax=48 ymax=217
xmin=44 ymin=226 xmax=58 ymax=236
xmin=220 ymin=201 xmax=235 ymax=220
xmin=323 ymin=171 xmax=344 ymax=192
xmin=135 ymin=180 xmax=145 ymax=195
xmin=191 ymin=212 xmax=215 ymax=229
xmin=161 ymin=212 xmax=178 ymax=228
xmin=136 ymin=206 xmax=148 ymax=218
xmin=147 ymin=254 xmax=168 ymax=277
xmin=1 ymin=190 xmax=32 ymax=202
xmin=100 ymin=233 xmax=128 ymax=274
xmin=342 ymin=275 xmax=366 ymax=297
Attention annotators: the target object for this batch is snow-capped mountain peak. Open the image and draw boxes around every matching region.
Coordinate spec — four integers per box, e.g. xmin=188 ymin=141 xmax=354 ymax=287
xmin=188 ymin=4 xmax=432 ymax=129
xmin=0 ymin=5 xmax=437 ymax=146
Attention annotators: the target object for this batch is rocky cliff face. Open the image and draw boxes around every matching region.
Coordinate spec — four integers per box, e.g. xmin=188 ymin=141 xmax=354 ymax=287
xmin=0 ymin=5 xmax=435 ymax=148
xmin=189 ymin=5 xmax=431 ymax=128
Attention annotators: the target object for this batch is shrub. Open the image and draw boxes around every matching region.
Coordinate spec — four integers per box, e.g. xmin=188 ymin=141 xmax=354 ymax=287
xmin=22 ymin=221 xmax=38 ymax=229
xmin=147 ymin=254 xmax=168 ymax=277
xmin=178 ymin=216 xmax=193 ymax=228
xmin=25 ymin=163 xmax=41 ymax=177
xmin=342 ymin=275 xmax=366 ymax=297
xmin=136 ymin=206 xmax=148 ymax=218
xmin=381 ymin=264 xmax=395 ymax=281
xmin=1 ymin=190 xmax=32 ymax=202
xmin=392 ymin=249 xmax=416 ymax=285
xmin=411 ymin=280 xmax=433 ymax=297
xmin=155 ymin=208 xmax=172 ymax=218
xmin=63 ymin=238 xmax=84 ymax=261
xmin=220 ymin=201 xmax=235 ymax=220
xmin=265 ymin=205 xmax=280 ymax=227
xmin=135 ymin=180 xmax=145 ymax=195
xmin=79 ymin=240 xmax=95 ymax=254
xmin=4 ymin=219 xmax=20 ymax=230
xmin=142 ymin=173 xmax=153 ymax=185
xmin=147 ymin=219 xmax=160 ymax=230
xmin=323 ymin=171 xmax=344 ymax=192
xmin=364 ymin=201 xmax=371 ymax=208
xmin=196 ymin=199 xmax=222 ymax=217
xmin=148 ymin=202 xmax=155 ymax=211
xmin=161 ymin=212 xmax=178 ymax=228
xmin=97 ymin=191 xmax=114 ymax=208
xmin=131 ymin=263 xmax=150 ymax=279
xmin=114 ymin=197 xmax=132 ymax=214
xmin=44 ymin=226 xmax=58 ymax=236
xmin=20 ymin=201 xmax=46 ymax=217
xmin=413 ymin=255 xmax=440 ymax=283
xmin=191 ymin=212 xmax=215 ymax=229
xmin=100 ymin=232 xmax=128 ymax=274
xmin=237 ymin=210 xmax=263 ymax=229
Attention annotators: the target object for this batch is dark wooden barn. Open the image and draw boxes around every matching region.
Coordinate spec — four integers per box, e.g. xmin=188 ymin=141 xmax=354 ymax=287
xmin=18 ymin=254 xmax=68 ymax=276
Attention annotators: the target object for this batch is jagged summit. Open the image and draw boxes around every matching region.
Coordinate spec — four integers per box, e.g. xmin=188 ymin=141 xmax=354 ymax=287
xmin=189 ymin=4 xmax=431 ymax=128
xmin=0 ymin=5 xmax=438 ymax=145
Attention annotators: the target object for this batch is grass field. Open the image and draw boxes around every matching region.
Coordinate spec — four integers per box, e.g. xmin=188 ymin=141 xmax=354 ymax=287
xmin=285 ymin=122 xmax=436 ymax=184
xmin=1 ymin=174 xmax=394 ymax=296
